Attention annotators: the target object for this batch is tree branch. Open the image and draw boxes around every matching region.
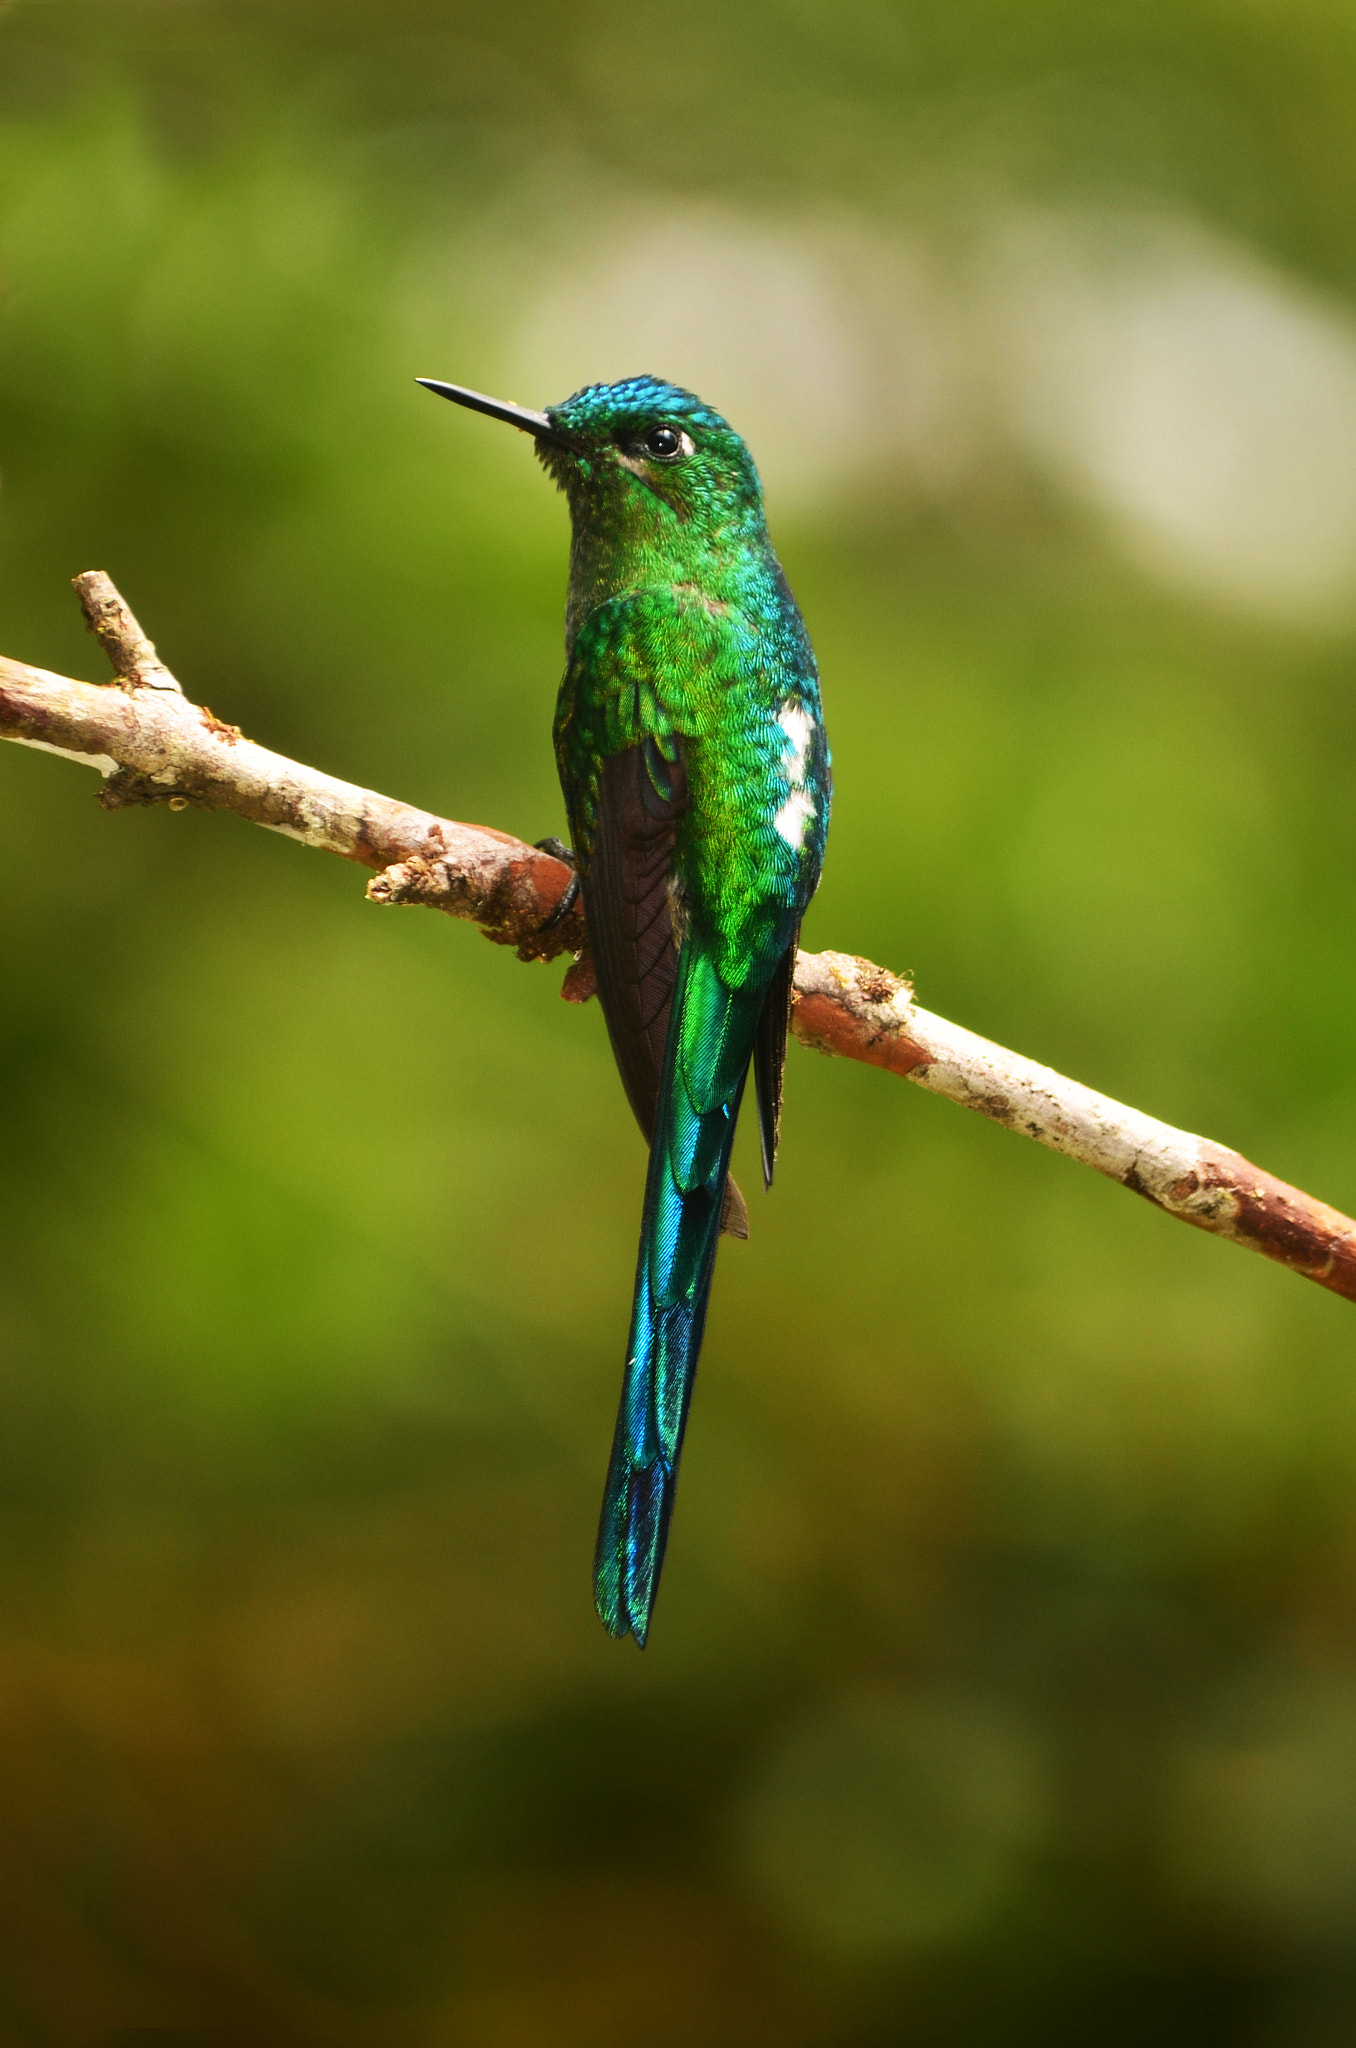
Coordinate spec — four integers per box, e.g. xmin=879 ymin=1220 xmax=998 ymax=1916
xmin=4 ymin=573 xmax=1353 ymax=1306
xmin=1 ymin=574 xmax=584 ymax=959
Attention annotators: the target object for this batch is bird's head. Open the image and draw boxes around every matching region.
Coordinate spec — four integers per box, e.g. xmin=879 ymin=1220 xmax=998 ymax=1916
xmin=417 ymin=373 xmax=767 ymax=559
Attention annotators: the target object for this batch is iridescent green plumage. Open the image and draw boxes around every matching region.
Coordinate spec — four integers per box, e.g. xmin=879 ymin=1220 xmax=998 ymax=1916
xmin=421 ymin=373 xmax=829 ymax=1643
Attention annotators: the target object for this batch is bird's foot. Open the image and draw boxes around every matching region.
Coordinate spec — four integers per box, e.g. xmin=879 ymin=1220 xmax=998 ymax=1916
xmin=533 ymin=837 xmax=580 ymax=928
xmin=534 ymin=835 xmax=575 ymax=866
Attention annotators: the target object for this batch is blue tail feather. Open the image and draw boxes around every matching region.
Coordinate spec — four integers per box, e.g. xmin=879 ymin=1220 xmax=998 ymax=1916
xmin=594 ymin=938 xmax=764 ymax=1644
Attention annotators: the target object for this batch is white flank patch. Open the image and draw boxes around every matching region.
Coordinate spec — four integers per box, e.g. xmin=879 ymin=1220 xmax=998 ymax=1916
xmin=774 ymin=788 xmax=816 ymax=850
xmin=777 ymin=703 xmax=814 ymax=779
xmin=774 ymin=701 xmax=816 ymax=848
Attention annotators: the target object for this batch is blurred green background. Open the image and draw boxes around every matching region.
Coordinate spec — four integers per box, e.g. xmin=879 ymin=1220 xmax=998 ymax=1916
xmin=6 ymin=1 xmax=1356 ymax=2040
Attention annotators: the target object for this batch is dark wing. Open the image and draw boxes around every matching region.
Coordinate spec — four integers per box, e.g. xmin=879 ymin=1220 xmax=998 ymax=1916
xmin=582 ymin=738 xmax=687 ymax=1145
xmin=583 ymin=739 xmax=749 ymax=1238
xmin=752 ymin=928 xmax=799 ymax=1190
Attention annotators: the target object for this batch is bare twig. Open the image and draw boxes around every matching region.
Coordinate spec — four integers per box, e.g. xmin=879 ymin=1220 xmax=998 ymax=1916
xmin=0 ymin=584 xmax=583 ymax=959
xmin=2 ymin=573 xmax=1353 ymax=1305
xmin=792 ymin=951 xmax=1356 ymax=1302
xmin=73 ymin=569 xmax=182 ymax=693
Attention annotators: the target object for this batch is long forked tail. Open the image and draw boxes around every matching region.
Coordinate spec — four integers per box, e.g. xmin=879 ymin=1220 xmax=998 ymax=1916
xmin=594 ymin=939 xmax=765 ymax=1645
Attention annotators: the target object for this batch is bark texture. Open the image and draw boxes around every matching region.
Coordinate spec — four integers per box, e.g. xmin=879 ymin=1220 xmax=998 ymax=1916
xmin=792 ymin=950 xmax=1356 ymax=1303
xmin=0 ymin=579 xmax=583 ymax=960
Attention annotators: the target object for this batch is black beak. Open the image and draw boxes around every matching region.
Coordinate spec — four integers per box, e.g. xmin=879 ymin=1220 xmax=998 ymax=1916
xmin=416 ymin=378 xmax=570 ymax=446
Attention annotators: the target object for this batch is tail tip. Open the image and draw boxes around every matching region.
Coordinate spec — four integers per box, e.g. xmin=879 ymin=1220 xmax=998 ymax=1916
xmin=595 ymin=1588 xmax=653 ymax=1648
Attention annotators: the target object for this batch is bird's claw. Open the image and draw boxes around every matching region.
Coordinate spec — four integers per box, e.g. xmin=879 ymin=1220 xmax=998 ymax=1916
xmin=533 ymin=836 xmax=580 ymax=928
xmin=533 ymin=835 xmax=576 ymax=868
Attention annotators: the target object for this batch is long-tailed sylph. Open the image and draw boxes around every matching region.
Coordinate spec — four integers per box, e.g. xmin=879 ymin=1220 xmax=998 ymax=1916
xmin=419 ymin=374 xmax=830 ymax=1644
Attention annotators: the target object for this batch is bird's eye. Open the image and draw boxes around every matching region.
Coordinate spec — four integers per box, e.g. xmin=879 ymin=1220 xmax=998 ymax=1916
xmin=642 ymin=423 xmax=687 ymax=460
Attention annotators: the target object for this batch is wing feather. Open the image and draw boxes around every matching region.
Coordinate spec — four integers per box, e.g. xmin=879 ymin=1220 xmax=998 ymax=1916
xmin=752 ymin=930 xmax=798 ymax=1189
xmin=582 ymin=741 xmax=749 ymax=1238
xmin=581 ymin=740 xmax=686 ymax=1142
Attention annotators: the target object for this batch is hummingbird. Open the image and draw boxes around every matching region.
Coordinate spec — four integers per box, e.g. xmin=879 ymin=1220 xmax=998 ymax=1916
xmin=418 ymin=373 xmax=829 ymax=1644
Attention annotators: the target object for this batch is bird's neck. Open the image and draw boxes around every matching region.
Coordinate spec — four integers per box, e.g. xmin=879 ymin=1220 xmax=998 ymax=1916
xmin=562 ymin=485 xmax=769 ymax=654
